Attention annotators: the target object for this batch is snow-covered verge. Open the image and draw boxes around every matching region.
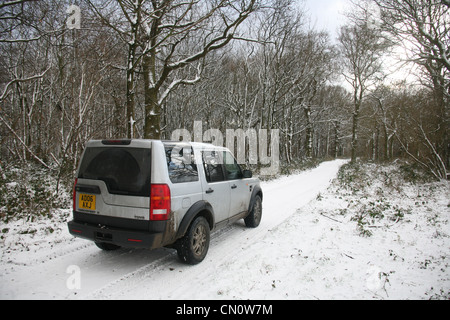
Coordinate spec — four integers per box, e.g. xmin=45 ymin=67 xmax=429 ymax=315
xmin=0 ymin=159 xmax=448 ymax=300
xmin=0 ymin=164 xmax=76 ymax=266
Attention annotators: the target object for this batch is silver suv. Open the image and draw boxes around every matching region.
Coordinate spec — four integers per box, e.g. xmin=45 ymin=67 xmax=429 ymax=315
xmin=68 ymin=139 xmax=262 ymax=264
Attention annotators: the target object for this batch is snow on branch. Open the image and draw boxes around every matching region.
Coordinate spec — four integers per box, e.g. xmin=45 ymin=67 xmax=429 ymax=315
xmin=158 ymin=63 xmax=203 ymax=105
xmin=165 ymin=1 xmax=256 ymax=72
xmin=0 ymin=67 xmax=51 ymax=103
xmin=0 ymin=113 xmax=52 ymax=170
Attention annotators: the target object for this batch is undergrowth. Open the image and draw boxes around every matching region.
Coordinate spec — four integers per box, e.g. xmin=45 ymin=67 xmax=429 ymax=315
xmin=332 ymin=159 xmax=436 ymax=237
xmin=0 ymin=164 xmax=71 ymax=223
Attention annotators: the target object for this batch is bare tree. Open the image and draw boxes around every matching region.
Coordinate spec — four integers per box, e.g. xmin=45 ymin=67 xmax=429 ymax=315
xmin=338 ymin=9 xmax=391 ymax=163
xmin=373 ymin=0 xmax=449 ymax=74
xmin=87 ymin=0 xmax=260 ymax=139
xmin=0 ymin=0 xmax=58 ymax=166
xmin=87 ymin=0 xmax=146 ymax=138
xmin=371 ymin=0 xmax=449 ymax=177
xmin=140 ymin=0 xmax=259 ymax=139
xmin=368 ymin=84 xmax=399 ymax=161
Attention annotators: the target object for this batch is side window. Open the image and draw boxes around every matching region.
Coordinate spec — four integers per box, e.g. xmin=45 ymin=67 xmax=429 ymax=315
xmin=202 ymin=151 xmax=225 ymax=183
xmin=165 ymin=145 xmax=199 ymax=183
xmin=223 ymin=151 xmax=243 ymax=180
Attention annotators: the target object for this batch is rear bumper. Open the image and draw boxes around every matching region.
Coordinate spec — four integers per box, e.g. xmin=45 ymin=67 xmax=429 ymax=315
xmin=68 ymin=220 xmax=166 ymax=249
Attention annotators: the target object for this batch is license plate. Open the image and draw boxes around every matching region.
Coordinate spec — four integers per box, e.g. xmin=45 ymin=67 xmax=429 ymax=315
xmin=79 ymin=194 xmax=96 ymax=211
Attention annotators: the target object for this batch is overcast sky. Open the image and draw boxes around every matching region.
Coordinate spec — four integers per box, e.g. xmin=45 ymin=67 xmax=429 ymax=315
xmin=303 ymin=0 xmax=416 ymax=85
xmin=303 ymin=0 xmax=350 ymax=40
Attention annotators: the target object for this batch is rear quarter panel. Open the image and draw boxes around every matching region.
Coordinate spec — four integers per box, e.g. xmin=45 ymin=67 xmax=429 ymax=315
xmin=151 ymin=141 xmax=203 ymax=235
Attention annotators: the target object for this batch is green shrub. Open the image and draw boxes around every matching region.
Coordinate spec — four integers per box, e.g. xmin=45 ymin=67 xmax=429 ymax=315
xmin=0 ymin=164 xmax=71 ymax=223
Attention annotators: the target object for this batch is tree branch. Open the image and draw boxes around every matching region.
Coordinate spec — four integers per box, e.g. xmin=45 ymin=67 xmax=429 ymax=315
xmin=0 ymin=114 xmax=52 ymax=170
xmin=0 ymin=67 xmax=50 ymax=103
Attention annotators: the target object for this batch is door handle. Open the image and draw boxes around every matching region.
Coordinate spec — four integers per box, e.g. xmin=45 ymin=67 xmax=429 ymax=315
xmin=231 ymin=184 xmax=237 ymax=189
xmin=205 ymin=188 xmax=214 ymax=194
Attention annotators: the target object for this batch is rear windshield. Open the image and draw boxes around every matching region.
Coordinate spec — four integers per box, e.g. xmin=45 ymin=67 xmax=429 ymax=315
xmin=77 ymin=147 xmax=151 ymax=197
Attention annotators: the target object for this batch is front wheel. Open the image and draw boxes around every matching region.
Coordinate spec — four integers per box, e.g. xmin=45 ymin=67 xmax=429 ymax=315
xmin=245 ymin=195 xmax=262 ymax=228
xmin=176 ymin=216 xmax=210 ymax=265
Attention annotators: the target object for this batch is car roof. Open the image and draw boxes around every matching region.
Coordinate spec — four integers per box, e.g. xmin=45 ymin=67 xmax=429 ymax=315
xmin=85 ymin=139 xmax=228 ymax=151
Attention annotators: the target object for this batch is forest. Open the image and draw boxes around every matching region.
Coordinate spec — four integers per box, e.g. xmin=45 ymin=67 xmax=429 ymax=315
xmin=0 ymin=0 xmax=448 ymax=187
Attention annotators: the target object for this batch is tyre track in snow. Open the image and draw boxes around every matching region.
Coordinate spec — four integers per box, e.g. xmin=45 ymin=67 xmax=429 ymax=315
xmin=88 ymin=160 xmax=347 ymax=300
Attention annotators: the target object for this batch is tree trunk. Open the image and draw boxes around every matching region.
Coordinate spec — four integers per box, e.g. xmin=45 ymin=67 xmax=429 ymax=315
xmin=334 ymin=121 xmax=340 ymax=159
xmin=351 ymin=101 xmax=360 ymax=163
xmin=143 ymin=54 xmax=160 ymax=139
xmin=382 ymin=123 xmax=389 ymax=161
xmin=125 ymin=19 xmax=139 ymax=139
xmin=304 ymin=105 xmax=313 ymax=159
xmin=125 ymin=65 xmax=135 ymax=138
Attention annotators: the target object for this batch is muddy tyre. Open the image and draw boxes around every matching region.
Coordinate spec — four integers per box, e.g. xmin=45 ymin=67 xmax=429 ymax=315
xmin=245 ymin=195 xmax=262 ymax=228
xmin=176 ymin=216 xmax=210 ymax=265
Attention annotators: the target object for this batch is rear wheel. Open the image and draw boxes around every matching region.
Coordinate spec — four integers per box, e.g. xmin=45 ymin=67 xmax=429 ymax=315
xmin=176 ymin=216 xmax=210 ymax=265
xmin=245 ymin=195 xmax=262 ymax=228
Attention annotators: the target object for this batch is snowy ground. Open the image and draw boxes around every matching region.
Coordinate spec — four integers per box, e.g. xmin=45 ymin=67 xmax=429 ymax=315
xmin=0 ymin=159 xmax=448 ymax=300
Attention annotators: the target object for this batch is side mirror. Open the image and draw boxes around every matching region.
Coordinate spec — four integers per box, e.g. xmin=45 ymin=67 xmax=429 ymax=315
xmin=242 ymin=170 xmax=253 ymax=178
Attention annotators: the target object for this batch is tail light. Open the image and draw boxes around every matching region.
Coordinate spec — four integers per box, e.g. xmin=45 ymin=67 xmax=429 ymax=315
xmin=73 ymin=178 xmax=78 ymax=212
xmin=150 ymin=184 xmax=171 ymax=221
xmin=101 ymin=139 xmax=131 ymax=145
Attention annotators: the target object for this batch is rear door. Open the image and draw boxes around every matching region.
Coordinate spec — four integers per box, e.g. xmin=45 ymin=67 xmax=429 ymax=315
xmin=75 ymin=140 xmax=151 ymax=220
xmin=201 ymin=149 xmax=230 ymax=224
